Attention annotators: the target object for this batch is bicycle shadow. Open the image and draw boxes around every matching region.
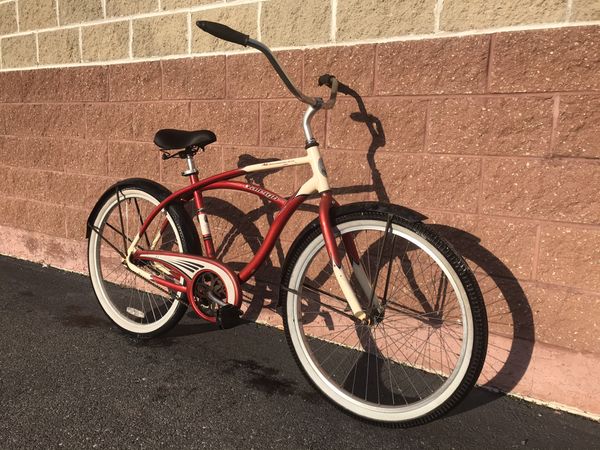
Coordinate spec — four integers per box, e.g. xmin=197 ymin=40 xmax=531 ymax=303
xmin=169 ymin=82 xmax=535 ymax=412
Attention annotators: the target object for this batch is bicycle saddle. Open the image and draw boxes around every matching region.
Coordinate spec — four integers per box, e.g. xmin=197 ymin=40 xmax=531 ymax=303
xmin=154 ymin=129 xmax=217 ymax=150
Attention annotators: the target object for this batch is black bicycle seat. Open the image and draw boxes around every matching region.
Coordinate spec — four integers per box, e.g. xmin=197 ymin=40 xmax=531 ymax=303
xmin=154 ymin=129 xmax=216 ymax=150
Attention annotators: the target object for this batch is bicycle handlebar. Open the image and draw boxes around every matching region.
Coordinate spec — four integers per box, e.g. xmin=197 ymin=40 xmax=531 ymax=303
xmin=196 ymin=21 xmax=338 ymax=110
xmin=196 ymin=21 xmax=249 ymax=47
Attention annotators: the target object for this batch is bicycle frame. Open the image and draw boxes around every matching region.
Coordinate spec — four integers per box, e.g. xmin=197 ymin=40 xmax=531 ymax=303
xmin=123 ymin=106 xmax=373 ymax=321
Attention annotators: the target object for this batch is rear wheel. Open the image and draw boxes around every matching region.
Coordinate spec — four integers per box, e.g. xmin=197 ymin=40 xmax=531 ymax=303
xmin=281 ymin=209 xmax=487 ymax=426
xmin=88 ymin=181 xmax=199 ymax=338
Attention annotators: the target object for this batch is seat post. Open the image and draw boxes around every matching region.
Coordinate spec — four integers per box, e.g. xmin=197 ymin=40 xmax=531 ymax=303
xmin=182 ymin=151 xmax=199 ymax=177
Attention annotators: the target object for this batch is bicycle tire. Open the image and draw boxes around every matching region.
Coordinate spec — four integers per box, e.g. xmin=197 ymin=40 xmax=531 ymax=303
xmin=87 ymin=179 xmax=201 ymax=338
xmin=280 ymin=205 xmax=487 ymax=426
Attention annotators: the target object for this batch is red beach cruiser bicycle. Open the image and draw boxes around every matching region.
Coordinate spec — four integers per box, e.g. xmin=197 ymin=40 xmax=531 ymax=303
xmin=87 ymin=22 xmax=488 ymax=426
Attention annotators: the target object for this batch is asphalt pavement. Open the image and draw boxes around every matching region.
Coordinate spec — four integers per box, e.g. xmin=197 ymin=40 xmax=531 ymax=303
xmin=1 ymin=255 xmax=599 ymax=449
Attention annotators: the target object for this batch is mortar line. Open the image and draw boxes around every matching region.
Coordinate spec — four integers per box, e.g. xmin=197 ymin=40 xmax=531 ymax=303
xmin=549 ymin=95 xmax=561 ymax=155
xmin=55 ymin=0 xmax=59 ymax=26
xmin=566 ymin=0 xmax=573 ymax=22
xmin=14 ymin=0 xmax=20 ymax=33
xmin=434 ymin=0 xmax=444 ymax=33
xmin=330 ymin=0 xmax=337 ymax=42
xmin=256 ymin=1 xmax=262 ymax=41
xmin=78 ymin=27 xmax=83 ymax=63
xmin=531 ymin=223 xmax=543 ymax=280
xmin=1 ymin=16 xmax=599 ymax=54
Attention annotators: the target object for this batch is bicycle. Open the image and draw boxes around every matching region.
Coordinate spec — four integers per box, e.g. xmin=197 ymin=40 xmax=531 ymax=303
xmin=86 ymin=21 xmax=488 ymax=427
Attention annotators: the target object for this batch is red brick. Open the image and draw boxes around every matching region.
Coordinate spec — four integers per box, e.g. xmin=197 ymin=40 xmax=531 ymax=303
xmin=304 ymin=45 xmax=375 ymax=97
xmin=327 ymin=97 xmax=427 ymax=152
xmin=475 ymin=216 xmax=539 ymax=280
xmin=190 ymin=101 xmax=259 ymax=146
xmin=132 ymin=101 xmax=190 ymax=142
xmin=22 ymin=66 xmax=108 ymax=103
xmin=482 ymin=158 xmax=600 ymax=224
xmin=109 ymin=61 xmax=162 ymax=102
xmin=321 ymin=149 xmax=374 ymax=203
xmin=428 ymin=96 xmax=553 ymax=156
xmin=162 ymin=56 xmax=226 ymax=100
xmin=226 ymin=51 xmax=303 ymax=99
xmin=527 ymin=282 xmax=600 ymax=353
xmin=375 ymin=35 xmax=490 ymax=95
xmin=0 ymin=71 xmax=23 ymax=103
xmin=108 ymin=141 xmax=160 ymax=178
xmin=0 ymin=198 xmax=66 ymax=237
xmin=86 ymin=103 xmax=135 ymax=140
xmin=160 ymin=144 xmax=222 ymax=183
xmin=0 ymin=136 xmax=65 ymax=171
xmin=260 ymin=100 xmax=326 ymax=147
xmin=59 ymin=173 xmax=115 ymax=208
xmin=481 ymin=275 xmax=600 ymax=353
xmin=537 ymin=225 xmax=600 ymax=292
xmin=3 ymin=104 xmax=42 ymax=136
xmin=4 ymin=104 xmax=86 ymax=138
xmin=554 ymin=95 xmax=600 ymax=159
xmin=63 ymin=139 xmax=108 ymax=176
xmin=0 ymin=105 xmax=6 ymax=134
xmin=65 ymin=207 xmax=90 ymax=240
xmin=490 ymin=27 xmax=600 ymax=93
xmin=376 ymin=153 xmax=481 ymax=212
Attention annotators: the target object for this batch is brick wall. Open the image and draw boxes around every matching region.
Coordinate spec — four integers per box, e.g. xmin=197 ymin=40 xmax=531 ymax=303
xmin=0 ymin=1 xmax=599 ymax=418
xmin=0 ymin=0 xmax=599 ymax=69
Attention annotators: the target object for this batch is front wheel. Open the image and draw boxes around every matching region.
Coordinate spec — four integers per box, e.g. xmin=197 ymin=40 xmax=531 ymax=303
xmin=280 ymin=208 xmax=487 ymax=426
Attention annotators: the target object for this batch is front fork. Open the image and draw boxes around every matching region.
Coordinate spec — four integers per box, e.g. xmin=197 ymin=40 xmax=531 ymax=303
xmin=319 ymin=192 xmax=382 ymax=323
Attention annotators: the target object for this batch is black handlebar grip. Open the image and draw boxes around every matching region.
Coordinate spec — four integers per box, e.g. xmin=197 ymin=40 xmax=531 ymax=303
xmin=318 ymin=73 xmax=335 ymax=87
xmin=196 ymin=20 xmax=249 ymax=47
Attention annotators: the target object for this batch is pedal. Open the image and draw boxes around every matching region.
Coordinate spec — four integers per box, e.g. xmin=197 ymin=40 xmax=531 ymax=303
xmin=217 ymin=304 xmax=242 ymax=329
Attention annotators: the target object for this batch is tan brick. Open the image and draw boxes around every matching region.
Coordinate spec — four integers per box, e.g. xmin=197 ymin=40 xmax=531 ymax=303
xmin=106 ymin=0 xmax=159 ymax=17
xmin=327 ymin=98 xmax=427 ymax=153
xmin=82 ymin=21 xmax=130 ymax=62
xmin=261 ymin=0 xmax=330 ymax=46
xmin=59 ymin=0 xmax=103 ymax=24
xmin=226 ymin=51 xmax=303 ymax=99
xmin=18 ymin=0 xmax=57 ymax=31
xmin=86 ymin=103 xmax=136 ymax=140
xmin=428 ymin=97 xmax=554 ymax=157
xmin=162 ymin=56 xmax=226 ymax=99
xmin=376 ymin=153 xmax=481 ymax=212
xmin=190 ymin=101 xmax=259 ymax=146
xmin=571 ymin=0 xmax=600 ymax=20
xmin=441 ymin=0 xmax=566 ymax=32
xmin=132 ymin=101 xmax=190 ymax=142
xmin=260 ymin=100 xmax=325 ymax=147
xmin=490 ymin=26 xmax=600 ymax=92
xmin=376 ymin=35 xmax=490 ymax=95
xmin=537 ymin=225 xmax=600 ymax=292
xmin=554 ymin=95 xmax=600 ymax=159
xmin=192 ymin=3 xmax=257 ymax=53
xmin=108 ymin=141 xmax=160 ymax=178
xmin=38 ymin=28 xmax=80 ymax=65
xmin=162 ymin=0 xmax=215 ymax=10
xmin=108 ymin=61 xmax=161 ymax=101
xmin=22 ymin=66 xmax=108 ymax=103
xmin=1 ymin=34 xmax=37 ymax=69
xmin=0 ymin=2 xmax=18 ymax=35
xmin=482 ymin=158 xmax=600 ymax=224
xmin=337 ymin=0 xmax=434 ymax=40
xmin=132 ymin=13 xmax=188 ymax=58
xmin=304 ymin=45 xmax=375 ymax=97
